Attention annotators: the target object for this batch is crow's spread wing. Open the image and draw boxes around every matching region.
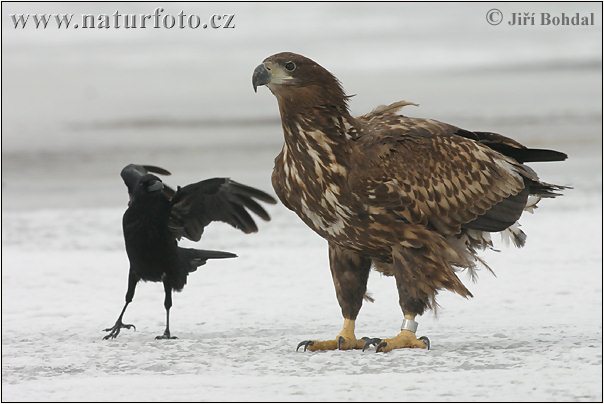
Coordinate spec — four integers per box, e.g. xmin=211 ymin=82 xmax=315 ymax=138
xmin=168 ymin=178 xmax=277 ymax=241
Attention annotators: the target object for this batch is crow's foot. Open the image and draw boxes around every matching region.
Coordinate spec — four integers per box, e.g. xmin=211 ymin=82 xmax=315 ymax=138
xmin=375 ymin=330 xmax=430 ymax=353
xmin=103 ymin=320 xmax=135 ymax=340
xmin=155 ymin=331 xmax=177 ymax=340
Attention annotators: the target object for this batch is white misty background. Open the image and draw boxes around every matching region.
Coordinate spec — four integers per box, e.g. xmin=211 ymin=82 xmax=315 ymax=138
xmin=2 ymin=2 xmax=602 ymax=401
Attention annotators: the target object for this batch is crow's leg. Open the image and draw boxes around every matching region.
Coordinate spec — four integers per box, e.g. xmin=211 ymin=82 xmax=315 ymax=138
xmin=156 ymin=281 xmax=177 ymax=340
xmin=103 ymin=270 xmax=138 ymax=340
xmin=297 ymin=243 xmax=371 ymax=352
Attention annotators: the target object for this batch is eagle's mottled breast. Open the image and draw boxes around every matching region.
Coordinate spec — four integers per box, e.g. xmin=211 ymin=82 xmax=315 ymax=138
xmin=272 ymin=112 xmax=424 ymax=258
xmin=272 ymin=114 xmax=362 ymax=245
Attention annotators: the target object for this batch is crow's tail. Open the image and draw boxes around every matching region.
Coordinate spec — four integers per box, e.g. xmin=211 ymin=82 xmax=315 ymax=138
xmin=178 ymin=247 xmax=237 ymax=273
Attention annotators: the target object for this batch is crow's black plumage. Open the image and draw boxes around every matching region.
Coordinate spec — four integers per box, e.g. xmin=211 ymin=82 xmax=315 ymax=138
xmin=103 ymin=164 xmax=277 ymax=340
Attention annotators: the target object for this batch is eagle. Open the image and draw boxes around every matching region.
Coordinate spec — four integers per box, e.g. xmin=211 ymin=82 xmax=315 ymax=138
xmin=252 ymin=52 xmax=568 ymax=352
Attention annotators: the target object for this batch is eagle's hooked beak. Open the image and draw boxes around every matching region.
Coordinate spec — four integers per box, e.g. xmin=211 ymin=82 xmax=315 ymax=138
xmin=252 ymin=64 xmax=271 ymax=93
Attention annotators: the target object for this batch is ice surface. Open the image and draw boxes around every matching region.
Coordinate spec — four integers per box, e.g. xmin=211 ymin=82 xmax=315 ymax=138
xmin=1 ymin=197 xmax=602 ymax=401
xmin=2 ymin=2 xmax=602 ymax=402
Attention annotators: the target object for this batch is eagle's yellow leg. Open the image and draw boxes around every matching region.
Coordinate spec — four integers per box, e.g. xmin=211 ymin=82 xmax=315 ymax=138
xmin=297 ymin=319 xmax=366 ymax=351
xmin=375 ymin=314 xmax=429 ymax=353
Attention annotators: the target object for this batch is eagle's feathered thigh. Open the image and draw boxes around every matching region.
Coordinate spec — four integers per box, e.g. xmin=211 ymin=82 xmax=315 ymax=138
xmin=253 ymin=53 xmax=568 ymax=352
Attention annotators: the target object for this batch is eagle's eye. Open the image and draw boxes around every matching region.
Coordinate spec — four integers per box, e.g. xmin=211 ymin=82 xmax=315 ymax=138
xmin=284 ymin=61 xmax=296 ymax=72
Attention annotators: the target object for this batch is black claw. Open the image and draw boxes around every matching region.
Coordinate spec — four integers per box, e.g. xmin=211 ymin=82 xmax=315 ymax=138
xmin=102 ymin=321 xmax=136 ymax=340
xmin=419 ymin=336 xmax=431 ymax=350
xmin=155 ymin=329 xmax=177 ymax=340
xmin=296 ymin=340 xmax=313 ymax=352
xmin=361 ymin=337 xmax=382 ymax=352
xmin=376 ymin=341 xmax=387 ymax=353
xmin=337 ymin=336 xmax=345 ymax=350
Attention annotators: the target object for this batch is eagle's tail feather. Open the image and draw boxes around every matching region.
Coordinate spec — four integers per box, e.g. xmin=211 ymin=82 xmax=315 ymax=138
xmin=528 ymin=180 xmax=571 ymax=199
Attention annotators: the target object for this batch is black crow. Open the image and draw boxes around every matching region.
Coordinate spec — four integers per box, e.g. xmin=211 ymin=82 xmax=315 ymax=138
xmin=103 ymin=164 xmax=277 ymax=340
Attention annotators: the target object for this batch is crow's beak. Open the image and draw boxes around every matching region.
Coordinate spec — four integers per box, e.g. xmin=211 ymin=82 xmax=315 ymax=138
xmin=252 ymin=64 xmax=271 ymax=93
xmin=146 ymin=180 xmax=163 ymax=192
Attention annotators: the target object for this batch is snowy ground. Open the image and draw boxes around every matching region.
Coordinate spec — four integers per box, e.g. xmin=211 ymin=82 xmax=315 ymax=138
xmin=2 ymin=2 xmax=602 ymax=402
xmin=1 ymin=189 xmax=602 ymax=401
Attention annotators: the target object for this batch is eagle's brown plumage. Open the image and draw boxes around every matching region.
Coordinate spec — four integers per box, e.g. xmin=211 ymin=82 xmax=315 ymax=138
xmin=253 ymin=52 xmax=568 ymax=352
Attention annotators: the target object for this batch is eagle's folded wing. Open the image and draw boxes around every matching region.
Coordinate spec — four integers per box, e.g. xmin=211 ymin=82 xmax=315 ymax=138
xmin=357 ymin=100 xmax=567 ymax=164
xmin=349 ymin=118 xmax=528 ymax=236
xmin=168 ymin=178 xmax=277 ymax=241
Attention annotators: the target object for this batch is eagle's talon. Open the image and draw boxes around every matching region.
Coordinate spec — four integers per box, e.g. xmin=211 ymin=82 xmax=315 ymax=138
xmin=361 ymin=337 xmax=382 ymax=352
xmin=296 ymin=340 xmax=314 ymax=352
xmin=337 ymin=336 xmax=345 ymax=350
xmin=419 ymin=336 xmax=430 ymax=350
xmin=376 ymin=341 xmax=388 ymax=353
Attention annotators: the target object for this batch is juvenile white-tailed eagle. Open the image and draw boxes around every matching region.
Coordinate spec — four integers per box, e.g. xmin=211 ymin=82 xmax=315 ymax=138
xmin=252 ymin=52 xmax=568 ymax=352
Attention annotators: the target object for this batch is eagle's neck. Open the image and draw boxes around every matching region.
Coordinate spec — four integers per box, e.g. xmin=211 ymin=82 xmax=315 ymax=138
xmin=275 ymin=81 xmax=363 ymax=182
xmin=275 ymin=96 xmax=357 ymax=202
xmin=276 ymin=87 xmax=358 ymax=141
xmin=279 ymin=102 xmax=358 ymax=167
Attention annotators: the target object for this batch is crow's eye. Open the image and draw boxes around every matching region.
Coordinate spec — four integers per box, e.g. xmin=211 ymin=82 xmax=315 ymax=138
xmin=284 ymin=61 xmax=296 ymax=72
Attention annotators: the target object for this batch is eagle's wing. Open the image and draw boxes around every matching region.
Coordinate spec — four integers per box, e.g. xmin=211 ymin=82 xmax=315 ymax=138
xmin=350 ymin=113 xmax=532 ymax=235
xmin=454 ymin=129 xmax=568 ymax=163
xmin=358 ymin=101 xmax=567 ymax=164
xmin=168 ymin=178 xmax=277 ymax=241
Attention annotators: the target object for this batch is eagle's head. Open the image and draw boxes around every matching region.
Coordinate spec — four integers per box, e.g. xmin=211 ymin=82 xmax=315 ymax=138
xmin=252 ymin=52 xmax=348 ymax=112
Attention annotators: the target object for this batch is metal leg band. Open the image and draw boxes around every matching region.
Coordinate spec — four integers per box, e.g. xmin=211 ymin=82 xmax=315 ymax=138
xmin=401 ymin=319 xmax=418 ymax=333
